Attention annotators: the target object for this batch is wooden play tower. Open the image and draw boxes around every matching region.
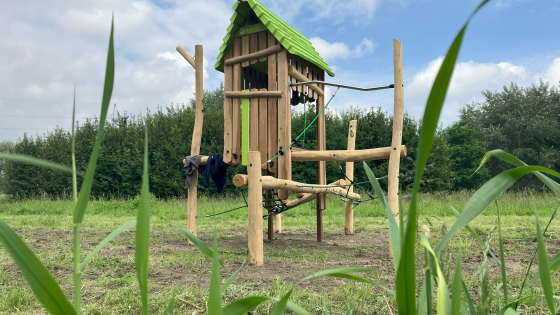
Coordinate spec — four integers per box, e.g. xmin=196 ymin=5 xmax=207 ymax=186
xmin=178 ymin=0 xmax=406 ymax=266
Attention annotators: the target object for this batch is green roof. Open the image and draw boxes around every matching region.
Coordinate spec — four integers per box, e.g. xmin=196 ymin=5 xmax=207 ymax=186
xmin=214 ymin=0 xmax=335 ymax=77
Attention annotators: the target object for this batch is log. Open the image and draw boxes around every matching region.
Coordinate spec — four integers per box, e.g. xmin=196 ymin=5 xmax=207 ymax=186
xmin=345 ymin=120 xmax=357 ymax=235
xmin=223 ymin=47 xmax=233 ymax=163
xmin=224 ymin=45 xmax=282 ymax=66
xmin=284 ymin=179 xmax=346 ymax=207
xmin=316 ymin=70 xmax=326 ymax=212
xmin=176 ymin=45 xmax=195 ymax=69
xmin=267 ymin=31 xmax=278 ymax=174
xmin=232 ymin=37 xmax=242 ymax=164
xmin=259 ymin=88 xmax=268 ymax=167
xmin=247 ymin=152 xmax=263 ymax=266
xmin=277 ymin=48 xmax=290 ymax=199
xmin=288 ymin=66 xmax=324 ymax=96
xmin=226 ymin=91 xmax=283 ymax=98
xmin=232 ymin=175 xmax=361 ymax=200
xmin=292 ymin=145 xmax=407 ymax=162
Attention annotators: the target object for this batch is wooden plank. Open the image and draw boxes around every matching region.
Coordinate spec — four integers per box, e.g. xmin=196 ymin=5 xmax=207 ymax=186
xmin=345 ymin=120 xmax=357 ymax=235
xmin=223 ymin=47 xmax=233 ymax=163
xmin=388 ymin=39 xmax=404 ymax=224
xmin=288 ymin=66 xmax=323 ymax=96
xmin=277 ymin=48 xmax=290 ymax=199
xmin=250 ymin=88 xmax=259 ymax=152
xmin=175 ymin=45 xmax=195 ymax=69
xmin=226 ymin=91 xmax=283 ymax=98
xmin=259 ymin=88 xmax=268 ymax=169
xmin=309 ymin=68 xmax=314 ymax=99
xmin=303 ymin=64 xmax=309 ymax=96
xmin=258 ymin=31 xmax=267 ymax=62
xmin=267 ymin=32 xmax=278 ymax=174
xmin=291 ymin=146 xmax=406 ymax=162
xmin=295 ymin=60 xmax=302 ymax=93
xmin=241 ymin=34 xmax=250 ymax=67
xmin=247 ymin=152 xmax=263 ymax=266
xmin=232 ymin=37 xmax=242 ymax=164
xmin=250 ymin=32 xmax=258 ymax=64
xmin=225 ymin=45 xmax=282 ymax=66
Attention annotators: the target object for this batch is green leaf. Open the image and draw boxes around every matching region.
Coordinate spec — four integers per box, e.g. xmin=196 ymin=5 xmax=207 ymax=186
xmin=172 ymin=224 xmax=224 ymax=267
xmin=135 ymin=128 xmax=150 ymax=315
xmin=73 ymin=15 xmax=115 ymax=225
xmin=79 ymin=220 xmax=137 ymax=271
xmin=417 ymin=276 xmax=434 ymax=315
xmin=497 ymin=301 xmax=522 ymax=315
xmin=0 ymin=153 xmax=74 ymax=174
xmin=220 ymin=260 xmax=245 ymax=294
xmin=420 ymin=235 xmax=451 ymax=315
xmin=497 ymin=203 xmax=509 ymax=305
xmin=299 ymin=267 xmax=372 ymax=283
xmin=434 ymin=165 xmax=560 ymax=256
xmin=71 ymin=86 xmax=78 ymax=202
xmin=461 ymin=280 xmax=476 ymax=315
xmin=527 ymin=252 xmax=560 ymax=287
xmin=270 ymin=289 xmax=292 ymax=315
xmin=207 ymin=234 xmax=222 ymax=315
xmin=451 ymin=243 xmax=463 ymax=315
xmin=363 ymin=162 xmax=400 ymax=271
xmin=286 ymin=301 xmax=313 ymax=315
xmin=0 ymin=218 xmax=76 ymax=315
xmin=221 ymin=296 xmax=269 ymax=315
xmin=535 ymin=212 xmax=556 ymax=314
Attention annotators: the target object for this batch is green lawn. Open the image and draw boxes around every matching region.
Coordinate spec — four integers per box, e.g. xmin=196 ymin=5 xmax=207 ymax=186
xmin=0 ymin=191 xmax=559 ymax=314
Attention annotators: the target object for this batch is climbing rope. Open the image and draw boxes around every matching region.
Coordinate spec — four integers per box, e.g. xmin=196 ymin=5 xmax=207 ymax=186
xmin=262 ymin=87 xmax=340 ymax=168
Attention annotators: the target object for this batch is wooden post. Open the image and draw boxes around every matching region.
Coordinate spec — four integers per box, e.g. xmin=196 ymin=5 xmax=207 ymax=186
xmin=232 ymin=37 xmax=242 ymax=164
xmin=223 ymin=47 xmax=233 ymax=163
xmin=267 ymin=32 xmax=278 ymax=174
xmin=316 ymin=70 xmax=326 ymax=243
xmin=247 ymin=152 xmax=263 ymax=266
xmin=345 ymin=120 xmax=357 ymax=235
xmin=277 ymin=48 xmax=290 ymax=200
xmin=388 ymin=39 xmax=404 ymax=224
xmin=187 ymin=45 xmax=204 ymax=243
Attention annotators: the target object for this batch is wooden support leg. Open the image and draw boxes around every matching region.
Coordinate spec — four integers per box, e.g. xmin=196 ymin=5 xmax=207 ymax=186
xmin=317 ymin=204 xmax=323 ymax=242
xmin=268 ymin=212 xmax=274 ymax=240
xmin=345 ymin=120 xmax=357 ymax=235
xmin=275 ymin=213 xmax=282 ymax=234
xmin=187 ymin=175 xmax=197 ymax=242
xmin=248 ymin=152 xmax=263 ymax=266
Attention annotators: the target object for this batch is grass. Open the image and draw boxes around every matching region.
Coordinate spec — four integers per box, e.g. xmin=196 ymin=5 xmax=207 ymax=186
xmin=0 ymin=192 xmax=558 ymax=314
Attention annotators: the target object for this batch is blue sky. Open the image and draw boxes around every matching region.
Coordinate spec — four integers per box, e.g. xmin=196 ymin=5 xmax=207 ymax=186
xmin=0 ymin=0 xmax=558 ymax=141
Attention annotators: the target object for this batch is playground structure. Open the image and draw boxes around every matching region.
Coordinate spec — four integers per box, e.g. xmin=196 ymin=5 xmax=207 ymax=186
xmin=178 ymin=0 xmax=406 ymax=266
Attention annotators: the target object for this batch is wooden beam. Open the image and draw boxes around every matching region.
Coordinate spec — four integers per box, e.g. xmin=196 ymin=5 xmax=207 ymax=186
xmin=176 ymin=45 xmax=195 ymax=69
xmin=277 ymin=48 xmax=290 ymax=199
xmin=250 ymin=32 xmax=258 ymax=64
xmin=388 ymin=39 xmax=405 ymax=224
xmin=223 ymin=47 xmax=233 ymax=163
xmin=292 ymin=145 xmax=407 ymax=162
xmin=316 ymin=70 xmax=326 ymax=211
xmin=232 ymin=37 xmax=242 ymax=164
xmin=224 ymin=45 xmax=282 ymax=66
xmin=258 ymin=31 xmax=267 ymax=62
xmin=267 ymin=31 xmax=278 ymax=174
xmin=288 ymin=66 xmax=324 ymax=97
xmin=345 ymin=120 xmax=357 ymax=235
xmin=226 ymin=91 xmax=283 ymax=98
xmin=247 ymin=152 xmax=263 ymax=266
xmin=283 ymin=179 xmax=346 ymax=208
xmin=259 ymin=88 xmax=268 ymax=168
xmin=232 ymin=175 xmax=361 ymax=200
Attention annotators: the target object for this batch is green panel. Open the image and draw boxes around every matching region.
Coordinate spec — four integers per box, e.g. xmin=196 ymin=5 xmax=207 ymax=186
xmin=241 ymin=90 xmax=249 ymax=166
xmin=234 ymin=23 xmax=267 ymax=37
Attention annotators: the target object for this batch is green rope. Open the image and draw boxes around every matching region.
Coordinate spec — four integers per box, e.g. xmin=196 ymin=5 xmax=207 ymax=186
xmin=201 ymin=205 xmax=246 ymax=218
xmin=262 ymin=88 xmax=339 ymax=167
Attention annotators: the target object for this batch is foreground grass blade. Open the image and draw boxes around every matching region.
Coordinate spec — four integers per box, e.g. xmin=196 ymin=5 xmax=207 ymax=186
xmin=79 ymin=220 xmax=137 ymax=271
xmin=496 ymin=203 xmax=509 ymax=305
xmin=475 ymin=149 xmax=560 ymax=195
xmin=163 ymin=261 xmax=192 ymax=315
xmin=434 ymin=165 xmax=560 ymax=256
xmin=0 ymin=154 xmax=74 ymax=173
xmin=172 ymin=224 xmax=224 ymax=267
xmin=299 ymin=267 xmax=372 ymax=283
xmin=135 ymin=128 xmax=150 ymax=315
xmin=535 ymin=212 xmax=556 ymax=314
xmin=73 ymin=16 xmax=115 ymax=225
xmin=220 ymin=260 xmax=245 ymax=294
xmin=528 ymin=252 xmax=560 ymax=287
xmin=420 ymin=235 xmax=451 ymax=315
xmin=207 ymin=234 xmax=222 ymax=315
xmin=451 ymin=243 xmax=463 ymax=315
xmin=71 ymin=86 xmax=78 ymax=202
xmin=270 ymin=289 xmax=292 ymax=315
xmin=0 ymin=219 xmax=76 ymax=315
xmin=461 ymin=280 xmax=476 ymax=315
xmin=222 ymin=296 xmax=269 ymax=315
xmin=396 ymin=1 xmax=491 ymax=313
xmin=363 ymin=162 xmax=400 ymax=271
xmin=286 ymin=301 xmax=313 ymax=315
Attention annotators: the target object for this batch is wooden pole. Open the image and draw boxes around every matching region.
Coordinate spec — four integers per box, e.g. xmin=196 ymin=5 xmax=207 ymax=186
xmin=225 ymin=45 xmax=282 ymax=66
xmin=247 ymin=152 xmax=263 ymax=266
xmin=223 ymin=47 xmax=233 ymax=163
xmin=175 ymin=45 xmax=196 ymax=69
xmin=291 ymin=146 xmax=406 ymax=162
xmin=225 ymin=91 xmax=283 ymax=98
xmin=232 ymin=37 xmax=242 ymax=164
xmin=316 ymin=70 xmax=326 ymax=242
xmin=388 ymin=39 xmax=404 ymax=224
xmin=277 ymin=48 xmax=290 ymax=200
xmin=345 ymin=120 xmax=357 ymax=235
xmin=187 ymin=44 xmax=204 ymax=243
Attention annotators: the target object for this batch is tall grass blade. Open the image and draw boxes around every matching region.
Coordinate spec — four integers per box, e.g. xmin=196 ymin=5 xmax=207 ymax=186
xmin=496 ymin=202 xmax=509 ymax=304
xmin=396 ymin=2 xmax=491 ymax=313
xmin=363 ymin=162 xmax=400 ymax=271
xmin=172 ymin=224 xmax=224 ymax=267
xmin=71 ymin=86 xmax=78 ymax=202
xmin=135 ymin=128 xmax=150 ymax=315
xmin=418 ymin=275 xmax=434 ymax=315
xmin=452 ymin=243 xmax=463 ymax=315
xmin=527 ymin=252 xmax=560 ymax=287
xmin=475 ymin=150 xmax=560 ymax=195
xmin=286 ymin=301 xmax=313 ymax=315
xmin=461 ymin=280 xmax=476 ymax=315
xmin=419 ymin=235 xmax=451 ymax=315
xmin=0 ymin=218 xmax=76 ymax=315
xmin=163 ymin=261 xmax=192 ymax=315
xmin=0 ymin=154 xmax=74 ymax=173
xmin=73 ymin=15 xmax=114 ymax=225
xmin=79 ymin=219 xmax=137 ymax=271
xmin=534 ymin=212 xmax=556 ymax=314
xmin=221 ymin=297 xmax=269 ymax=315
xmin=220 ymin=260 xmax=245 ymax=294
xmin=207 ymin=233 xmax=222 ymax=315
xmin=434 ymin=165 xmax=560 ymax=256
xmin=270 ymin=289 xmax=292 ymax=315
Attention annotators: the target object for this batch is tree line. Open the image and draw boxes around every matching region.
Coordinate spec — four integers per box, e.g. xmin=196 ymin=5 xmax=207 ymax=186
xmin=1 ymin=80 xmax=558 ymax=199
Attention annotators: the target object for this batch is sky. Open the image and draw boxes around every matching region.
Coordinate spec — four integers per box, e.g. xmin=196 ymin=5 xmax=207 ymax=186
xmin=0 ymin=0 xmax=558 ymax=142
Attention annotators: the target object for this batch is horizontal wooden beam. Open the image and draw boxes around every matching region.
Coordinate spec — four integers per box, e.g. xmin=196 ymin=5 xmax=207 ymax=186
xmin=284 ymin=179 xmax=347 ymax=207
xmin=226 ymin=91 xmax=283 ymax=98
xmin=176 ymin=45 xmax=195 ymax=69
xmin=233 ymin=175 xmax=361 ymax=200
xmin=288 ymin=66 xmax=324 ymax=96
xmin=291 ymin=145 xmax=407 ymax=162
xmin=224 ymin=44 xmax=282 ymax=66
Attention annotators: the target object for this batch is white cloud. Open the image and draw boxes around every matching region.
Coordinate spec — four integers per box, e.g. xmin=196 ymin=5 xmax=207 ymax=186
xmin=309 ymin=37 xmax=376 ymax=61
xmin=541 ymin=57 xmax=560 ymax=86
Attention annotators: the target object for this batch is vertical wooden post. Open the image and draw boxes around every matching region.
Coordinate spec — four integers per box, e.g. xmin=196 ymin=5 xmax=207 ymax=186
xmin=388 ymin=39 xmax=404 ymax=223
xmin=223 ymin=47 xmax=233 ymax=163
xmin=275 ymin=212 xmax=282 ymax=234
xmin=277 ymin=48 xmax=290 ymax=200
xmin=232 ymin=37 xmax=242 ymax=164
xmin=345 ymin=120 xmax=357 ymax=235
xmin=267 ymin=212 xmax=274 ymax=240
xmin=316 ymin=70 xmax=326 ymax=243
xmin=247 ymin=151 xmax=264 ymax=266
xmin=187 ymin=45 xmax=204 ymax=242
xmin=267 ymin=32 xmax=278 ymax=174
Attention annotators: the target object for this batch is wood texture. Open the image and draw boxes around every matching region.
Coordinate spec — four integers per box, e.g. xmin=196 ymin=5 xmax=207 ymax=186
xmin=241 ymin=34 xmax=249 ymax=67
xmin=277 ymin=48 xmax=290 ymax=199
xmin=232 ymin=37 xmax=242 ymax=164
xmin=250 ymin=33 xmax=258 ymax=64
xmin=250 ymin=88 xmax=259 ymax=152
xmin=267 ymin=32 xmax=278 ymax=173
xmin=259 ymin=31 xmax=267 ymax=62
xmin=345 ymin=120 xmax=357 ymax=235
xmin=226 ymin=91 xmax=283 ymax=98
xmin=247 ymin=152 xmax=263 ymax=266
xmin=223 ymin=47 xmax=233 ymax=163
xmin=388 ymin=39 xmax=404 ymax=224
xmin=291 ymin=145 xmax=407 ymax=162
xmin=316 ymin=70 xmax=326 ymax=210
xmin=288 ymin=66 xmax=324 ymax=96
xmin=259 ymin=88 xmax=268 ymax=168
xmin=175 ymin=45 xmax=195 ymax=68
